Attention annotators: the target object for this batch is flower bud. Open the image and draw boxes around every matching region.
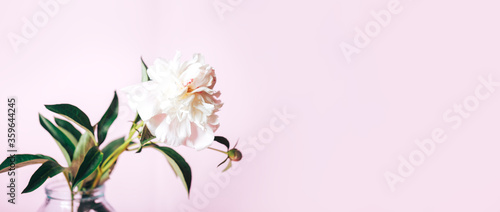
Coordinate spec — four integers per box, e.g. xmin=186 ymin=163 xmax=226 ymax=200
xmin=227 ymin=149 xmax=242 ymax=162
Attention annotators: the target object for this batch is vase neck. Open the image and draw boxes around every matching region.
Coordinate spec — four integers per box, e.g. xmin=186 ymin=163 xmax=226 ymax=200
xmin=45 ymin=181 xmax=105 ymax=201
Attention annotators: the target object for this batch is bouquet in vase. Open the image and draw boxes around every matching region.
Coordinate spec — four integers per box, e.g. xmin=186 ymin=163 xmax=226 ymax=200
xmin=0 ymin=52 xmax=242 ymax=211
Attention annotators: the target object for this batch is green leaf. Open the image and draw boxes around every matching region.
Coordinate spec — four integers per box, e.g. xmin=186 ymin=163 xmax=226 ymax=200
xmin=70 ymin=132 xmax=96 ymax=178
xmin=45 ymin=104 xmax=93 ymax=134
xmin=141 ymin=57 xmax=150 ymax=82
xmin=101 ymin=138 xmax=129 ymax=172
xmin=217 ymin=157 xmax=229 ymax=168
xmin=101 ymin=137 xmax=125 ymax=163
xmin=81 ymin=171 xmax=98 ymax=190
xmin=214 ymin=136 xmax=230 ymax=150
xmin=73 ymin=146 xmax=103 ymax=189
xmin=58 ymin=127 xmax=78 ymax=147
xmin=147 ymin=144 xmax=192 ymax=194
xmin=39 ymin=114 xmax=75 ymax=163
xmin=136 ymin=125 xmax=155 ymax=153
xmin=0 ymin=154 xmax=56 ymax=173
xmin=133 ymin=114 xmax=142 ymax=125
xmin=55 ymin=118 xmax=82 ymax=141
xmin=22 ymin=161 xmax=64 ymax=194
xmin=72 ymin=134 xmax=98 ymax=191
xmin=97 ymin=91 xmax=119 ymax=145
xmin=222 ymin=160 xmax=232 ymax=172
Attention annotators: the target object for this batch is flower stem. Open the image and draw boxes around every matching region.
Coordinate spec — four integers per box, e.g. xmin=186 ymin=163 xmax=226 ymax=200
xmin=125 ymin=146 xmax=140 ymax=151
xmin=90 ymin=168 xmax=103 ymax=189
xmin=99 ymin=121 xmax=142 ymax=176
xmin=207 ymin=147 xmax=228 ymax=155
xmin=88 ymin=121 xmax=144 ymax=191
xmin=64 ymin=174 xmax=74 ymax=212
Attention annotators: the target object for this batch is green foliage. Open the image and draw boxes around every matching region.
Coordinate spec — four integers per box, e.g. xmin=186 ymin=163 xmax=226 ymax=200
xmin=22 ymin=161 xmax=64 ymax=194
xmin=214 ymin=136 xmax=230 ymax=150
xmin=101 ymin=137 xmax=127 ymax=172
xmin=45 ymin=104 xmax=93 ymax=134
xmin=73 ymin=146 xmax=103 ymax=189
xmin=39 ymin=114 xmax=75 ymax=164
xmin=0 ymin=63 xmax=228 ymax=198
xmin=147 ymin=144 xmax=192 ymax=194
xmin=70 ymin=132 xmax=96 ymax=181
xmin=0 ymin=154 xmax=56 ymax=173
xmin=102 ymin=137 xmax=125 ymax=163
xmin=141 ymin=57 xmax=150 ymax=82
xmin=55 ymin=118 xmax=82 ymax=141
xmin=97 ymin=91 xmax=119 ymax=145
xmin=136 ymin=125 xmax=155 ymax=153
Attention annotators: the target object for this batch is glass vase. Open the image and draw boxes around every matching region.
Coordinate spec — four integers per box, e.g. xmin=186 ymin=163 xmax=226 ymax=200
xmin=38 ymin=180 xmax=115 ymax=212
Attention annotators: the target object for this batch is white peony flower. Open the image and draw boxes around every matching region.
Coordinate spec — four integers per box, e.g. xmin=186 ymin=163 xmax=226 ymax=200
xmin=122 ymin=52 xmax=223 ymax=150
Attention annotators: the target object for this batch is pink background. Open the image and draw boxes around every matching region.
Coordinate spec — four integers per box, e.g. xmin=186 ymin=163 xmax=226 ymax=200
xmin=1 ymin=0 xmax=500 ymax=211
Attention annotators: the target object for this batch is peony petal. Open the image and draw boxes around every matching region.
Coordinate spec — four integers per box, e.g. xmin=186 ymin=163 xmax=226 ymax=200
xmin=175 ymin=118 xmax=191 ymax=143
xmin=149 ymin=117 xmax=169 ymax=143
xmin=185 ymin=123 xmax=214 ymax=150
xmin=146 ymin=113 xmax=166 ymax=135
xmin=164 ymin=116 xmax=189 ymax=147
xmin=122 ymin=81 xmax=161 ymax=119
xmin=170 ymin=51 xmax=183 ymax=76
xmin=207 ymin=114 xmax=220 ymax=128
xmin=147 ymin=58 xmax=170 ymax=83
xmin=120 ymin=84 xmax=144 ymax=112
xmin=191 ymin=86 xmax=215 ymax=95
xmin=136 ymin=94 xmax=161 ymax=121
xmin=122 ymin=52 xmax=223 ymax=150
xmin=180 ymin=64 xmax=203 ymax=84
xmin=192 ymin=53 xmax=204 ymax=63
